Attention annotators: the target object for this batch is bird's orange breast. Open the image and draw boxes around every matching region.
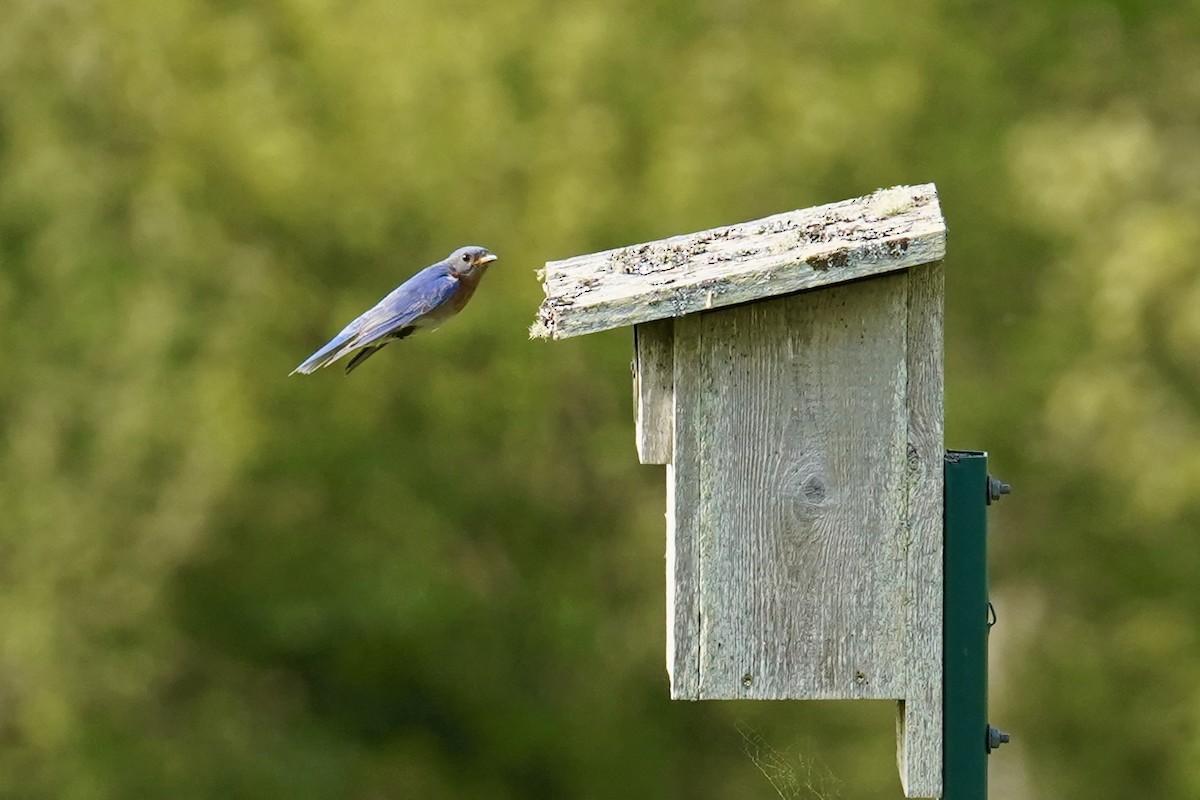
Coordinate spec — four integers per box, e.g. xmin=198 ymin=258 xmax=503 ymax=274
xmin=450 ymin=269 xmax=488 ymax=313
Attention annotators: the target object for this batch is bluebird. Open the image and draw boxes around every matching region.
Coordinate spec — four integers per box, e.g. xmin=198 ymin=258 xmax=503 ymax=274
xmin=291 ymin=245 xmax=498 ymax=375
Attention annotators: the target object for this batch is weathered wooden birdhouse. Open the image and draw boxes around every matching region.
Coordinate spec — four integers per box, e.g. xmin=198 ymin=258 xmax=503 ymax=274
xmin=533 ymin=185 xmax=948 ymax=798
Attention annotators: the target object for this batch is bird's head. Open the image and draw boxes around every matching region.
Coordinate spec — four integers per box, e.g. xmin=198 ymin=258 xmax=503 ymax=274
xmin=448 ymin=246 xmax=498 ymax=277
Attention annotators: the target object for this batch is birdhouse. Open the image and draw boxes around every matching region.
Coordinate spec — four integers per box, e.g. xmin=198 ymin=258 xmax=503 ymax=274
xmin=532 ymin=184 xmax=948 ymax=798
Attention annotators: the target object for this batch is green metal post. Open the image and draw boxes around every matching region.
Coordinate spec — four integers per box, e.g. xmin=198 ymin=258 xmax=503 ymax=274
xmin=944 ymin=451 xmax=990 ymax=798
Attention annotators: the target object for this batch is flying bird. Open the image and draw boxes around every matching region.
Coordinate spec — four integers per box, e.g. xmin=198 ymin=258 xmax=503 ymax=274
xmin=291 ymin=245 xmax=498 ymax=375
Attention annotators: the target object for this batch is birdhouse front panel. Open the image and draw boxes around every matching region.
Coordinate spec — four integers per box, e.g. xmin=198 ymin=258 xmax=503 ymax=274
xmin=654 ymin=261 xmax=944 ymax=797
xmin=668 ymin=272 xmax=911 ymax=700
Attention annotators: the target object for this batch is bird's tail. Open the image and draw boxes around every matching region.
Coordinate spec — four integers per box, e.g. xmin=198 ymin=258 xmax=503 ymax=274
xmin=290 ymin=331 xmax=356 ymax=375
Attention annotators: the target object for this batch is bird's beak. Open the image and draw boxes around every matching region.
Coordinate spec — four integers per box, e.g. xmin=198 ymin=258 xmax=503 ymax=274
xmin=478 ymin=253 xmax=498 ymax=265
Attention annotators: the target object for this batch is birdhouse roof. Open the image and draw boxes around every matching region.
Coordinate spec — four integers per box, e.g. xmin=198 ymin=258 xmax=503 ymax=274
xmin=531 ymin=183 xmax=946 ymax=339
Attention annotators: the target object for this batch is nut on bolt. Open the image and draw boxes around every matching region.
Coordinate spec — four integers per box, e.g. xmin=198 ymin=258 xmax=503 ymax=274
xmin=987 ymin=725 xmax=1011 ymax=752
xmin=987 ymin=475 xmax=1011 ymax=504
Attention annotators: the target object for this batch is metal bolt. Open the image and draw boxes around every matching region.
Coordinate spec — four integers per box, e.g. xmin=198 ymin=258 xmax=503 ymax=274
xmin=987 ymin=725 xmax=1011 ymax=752
xmin=986 ymin=475 xmax=1011 ymax=504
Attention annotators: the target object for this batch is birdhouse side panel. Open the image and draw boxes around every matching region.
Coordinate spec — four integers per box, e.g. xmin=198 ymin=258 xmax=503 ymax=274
xmin=667 ymin=323 xmax=704 ymax=697
xmin=896 ymin=261 xmax=945 ymax=798
xmin=635 ymin=319 xmax=675 ymax=465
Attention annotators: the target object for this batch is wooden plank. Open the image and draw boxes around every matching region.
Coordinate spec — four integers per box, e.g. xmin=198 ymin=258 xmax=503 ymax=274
xmin=532 ymin=184 xmax=945 ymax=339
xmin=896 ymin=262 xmax=945 ymax=798
xmin=667 ymin=313 xmax=703 ymax=698
xmin=634 ymin=320 xmax=675 ymax=465
xmin=674 ymin=274 xmax=910 ymax=699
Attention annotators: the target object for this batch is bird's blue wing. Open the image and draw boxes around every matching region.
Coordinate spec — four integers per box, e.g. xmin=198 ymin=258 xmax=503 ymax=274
xmin=346 ymin=265 xmax=458 ymax=350
xmin=291 ymin=265 xmax=457 ymax=375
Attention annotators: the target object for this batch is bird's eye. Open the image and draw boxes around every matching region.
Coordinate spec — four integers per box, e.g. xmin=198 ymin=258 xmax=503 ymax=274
xmin=462 ymin=253 xmax=471 ymax=263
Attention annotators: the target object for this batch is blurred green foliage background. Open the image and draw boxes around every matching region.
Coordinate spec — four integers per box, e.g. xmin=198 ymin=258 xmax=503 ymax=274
xmin=2 ymin=0 xmax=1198 ymax=797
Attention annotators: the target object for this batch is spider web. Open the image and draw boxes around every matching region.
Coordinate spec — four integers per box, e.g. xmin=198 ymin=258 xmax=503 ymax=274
xmin=735 ymin=721 xmax=843 ymax=800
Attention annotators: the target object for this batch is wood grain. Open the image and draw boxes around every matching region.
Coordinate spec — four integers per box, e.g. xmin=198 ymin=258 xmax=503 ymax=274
xmin=682 ymin=274 xmax=909 ymax=699
xmin=532 ymin=184 xmax=945 ymax=339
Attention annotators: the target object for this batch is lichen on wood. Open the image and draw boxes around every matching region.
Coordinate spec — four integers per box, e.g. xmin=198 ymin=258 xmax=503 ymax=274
xmin=532 ymin=183 xmax=946 ymax=340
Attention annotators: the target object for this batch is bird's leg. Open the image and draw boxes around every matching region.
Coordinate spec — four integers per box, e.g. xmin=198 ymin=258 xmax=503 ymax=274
xmin=390 ymin=327 xmax=417 ymax=341
xmin=343 ymin=327 xmax=418 ymax=374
